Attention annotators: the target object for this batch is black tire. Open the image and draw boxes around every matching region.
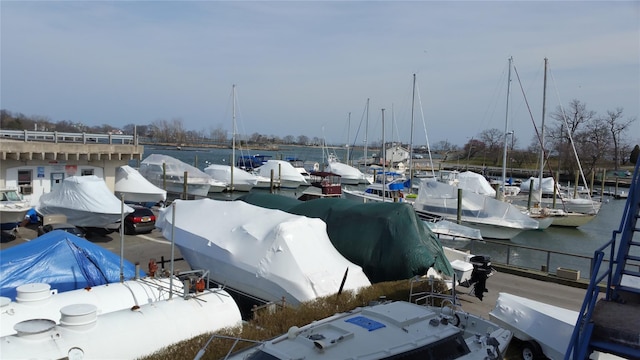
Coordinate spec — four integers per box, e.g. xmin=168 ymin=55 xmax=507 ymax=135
xmin=521 ymin=340 xmax=544 ymax=360
xmin=124 ymin=224 xmax=135 ymax=235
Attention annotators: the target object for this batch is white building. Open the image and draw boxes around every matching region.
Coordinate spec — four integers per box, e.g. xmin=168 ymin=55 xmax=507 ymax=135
xmin=0 ymin=131 xmax=143 ymax=206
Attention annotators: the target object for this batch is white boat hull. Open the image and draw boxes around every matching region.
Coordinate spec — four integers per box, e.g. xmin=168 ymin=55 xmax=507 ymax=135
xmin=0 ymin=288 xmax=242 ymax=360
xmin=550 ymin=212 xmax=596 ymax=227
xmin=0 ymin=207 xmax=30 ymax=226
xmin=1 ymin=277 xmax=184 ymax=337
xmin=154 ymin=180 xmax=211 ymax=197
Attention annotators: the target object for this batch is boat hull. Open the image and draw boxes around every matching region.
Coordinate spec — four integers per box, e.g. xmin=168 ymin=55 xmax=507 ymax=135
xmin=550 ymin=213 xmax=596 ymax=227
xmin=1 ymin=278 xmax=184 ymax=337
xmin=0 ymin=288 xmax=242 ymax=360
xmin=0 ymin=208 xmax=30 ymax=228
xmin=151 ymin=180 xmax=211 ymax=197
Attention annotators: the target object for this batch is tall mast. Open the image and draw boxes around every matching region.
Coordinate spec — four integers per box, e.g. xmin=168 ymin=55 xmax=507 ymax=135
xmin=501 ymin=57 xmax=513 ymax=198
xmin=346 ymin=112 xmax=351 ymax=165
xmin=364 ymin=98 xmax=369 ymax=167
xmin=538 ymin=58 xmax=548 ymax=201
xmin=231 ymin=84 xmax=236 ymax=190
xmin=409 ymin=74 xmax=416 ymax=184
xmin=382 ymin=108 xmax=386 ymax=196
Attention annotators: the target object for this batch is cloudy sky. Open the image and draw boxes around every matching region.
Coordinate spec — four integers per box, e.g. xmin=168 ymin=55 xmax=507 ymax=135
xmin=2 ymin=1 xmax=638 ymax=147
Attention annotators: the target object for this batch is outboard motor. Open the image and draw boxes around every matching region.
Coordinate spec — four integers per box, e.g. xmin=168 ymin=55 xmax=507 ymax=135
xmin=468 ymin=255 xmax=492 ymax=301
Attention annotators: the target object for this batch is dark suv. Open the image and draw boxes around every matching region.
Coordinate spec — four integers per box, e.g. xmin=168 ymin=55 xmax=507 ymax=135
xmin=123 ymin=205 xmax=156 ymax=235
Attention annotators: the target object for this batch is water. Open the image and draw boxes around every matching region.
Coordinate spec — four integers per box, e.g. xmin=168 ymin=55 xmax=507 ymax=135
xmin=137 ymin=144 xmax=637 ymax=278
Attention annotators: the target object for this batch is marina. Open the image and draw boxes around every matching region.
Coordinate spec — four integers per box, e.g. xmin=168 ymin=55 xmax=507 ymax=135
xmin=0 ymin=136 xmax=638 ymax=359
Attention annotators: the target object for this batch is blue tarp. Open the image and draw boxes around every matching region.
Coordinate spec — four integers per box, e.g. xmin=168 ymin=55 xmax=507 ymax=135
xmin=0 ymin=230 xmax=144 ymax=300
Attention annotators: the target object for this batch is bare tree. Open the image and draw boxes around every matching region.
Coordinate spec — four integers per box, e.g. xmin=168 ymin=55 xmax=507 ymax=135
xmin=577 ymin=117 xmax=609 ymax=177
xmin=209 ymin=125 xmax=228 ymax=144
xmin=602 ymin=108 xmax=636 ymax=169
xmin=548 ymin=99 xmax=596 ymax=174
xmin=297 ymin=135 xmax=309 ymax=145
xmin=478 ymin=128 xmax=503 ymax=165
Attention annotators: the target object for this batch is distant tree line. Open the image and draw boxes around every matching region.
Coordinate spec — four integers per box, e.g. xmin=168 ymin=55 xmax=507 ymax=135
xmin=0 ymin=110 xmax=323 ymax=147
xmin=2 ymin=100 xmax=638 ymax=175
xmin=449 ymin=99 xmax=638 ymax=177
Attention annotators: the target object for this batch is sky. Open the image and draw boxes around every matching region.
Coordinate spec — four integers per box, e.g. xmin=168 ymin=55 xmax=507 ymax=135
xmin=1 ymin=1 xmax=639 ymax=148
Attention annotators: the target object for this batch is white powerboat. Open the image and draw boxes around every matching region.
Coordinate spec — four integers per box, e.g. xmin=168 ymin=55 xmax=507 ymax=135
xmin=0 ymin=188 xmax=31 ymax=230
xmin=253 ymin=159 xmax=308 ymax=189
xmin=325 ymin=154 xmax=369 ymax=185
xmin=114 ymin=165 xmax=167 ymax=204
xmin=139 ymin=154 xmax=211 ymax=197
xmin=35 ymin=176 xmax=133 ymax=230
xmin=223 ymin=300 xmax=512 ymax=360
xmin=204 ymin=163 xmax=261 ymax=192
xmin=412 ymin=178 xmax=539 ymax=240
xmin=155 ymin=199 xmax=371 ymax=306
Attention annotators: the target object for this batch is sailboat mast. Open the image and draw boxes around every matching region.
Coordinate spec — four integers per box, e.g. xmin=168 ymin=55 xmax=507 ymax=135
xmin=382 ymin=108 xmax=386 ymax=195
xmin=501 ymin=57 xmax=513 ymax=198
xmin=231 ymin=84 xmax=236 ymax=190
xmin=409 ymin=74 xmax=416 ymax=184
xmin=346 ymin=112 xmax=351 ymax=165
xmin=364 ymin=98 xmax=369 ymax=167
xmin=538 ymin=58 xmax=548 ymax=201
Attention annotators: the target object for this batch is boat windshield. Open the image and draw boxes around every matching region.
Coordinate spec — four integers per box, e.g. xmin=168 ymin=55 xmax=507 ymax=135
xmin=245 ymin=350 xmax=279 ymax=360
xmin=1 ymin=191 xmax=22 ymax=201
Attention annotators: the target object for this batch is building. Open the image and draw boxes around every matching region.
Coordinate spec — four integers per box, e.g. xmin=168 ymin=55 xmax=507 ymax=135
xmin=0 ymin=130 xmax=144 ymax=206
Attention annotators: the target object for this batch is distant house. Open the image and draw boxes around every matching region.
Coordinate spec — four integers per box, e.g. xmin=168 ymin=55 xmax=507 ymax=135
xmin=385 ymin=145 xmax=410 ymax=165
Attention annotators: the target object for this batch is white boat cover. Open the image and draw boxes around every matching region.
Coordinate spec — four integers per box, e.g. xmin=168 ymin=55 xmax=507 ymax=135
xmin=254 ymin=160 xmax=308 ymax=186
xmin=156 ymin=199 xmax=371 ymax=306
xmin=490 ymin=292 xmax=579 ymax=360
xmin=114 ymin=165 xmax=167 ymax=203
xmin=36 ymin=176 xmax=133 ymax=227
xmin=326 ymin=160 xmax=368 ymax=183
xmin=457 ymin=171 xmax=496 ymax=196
xmin=204 ymin=163 xmax=258 ymax=187
xmin=520 ymin=177 xmax=555 ymax=194
xmin=139 ymin=154 xmax=212 ymax=186
xmin=413 ymin=179 xmax=539 ymax=230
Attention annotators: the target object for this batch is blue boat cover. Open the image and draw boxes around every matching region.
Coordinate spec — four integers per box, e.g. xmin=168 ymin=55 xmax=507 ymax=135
xmin=0 ymin=230 xmax=144 ymax=300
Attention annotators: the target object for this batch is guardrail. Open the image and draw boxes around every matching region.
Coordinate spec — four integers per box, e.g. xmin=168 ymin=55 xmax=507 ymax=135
xmin=0 ymin=129 xmax=136 ymax=145
xmin=465 ymin=239 xmax=603 ymax=280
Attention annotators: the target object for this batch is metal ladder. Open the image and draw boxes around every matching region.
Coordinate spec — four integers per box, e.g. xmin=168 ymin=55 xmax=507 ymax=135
xmin=566 ymin=159 xmax=640 ymax=359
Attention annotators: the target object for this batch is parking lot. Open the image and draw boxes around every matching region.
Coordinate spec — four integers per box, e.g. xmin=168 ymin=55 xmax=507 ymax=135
xmin=1 ymin=223 xmax=191 ymax=274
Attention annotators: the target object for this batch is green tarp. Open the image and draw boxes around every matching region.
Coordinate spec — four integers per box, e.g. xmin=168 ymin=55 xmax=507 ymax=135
xmin=237 ymin=193 xmax=453 ymax=283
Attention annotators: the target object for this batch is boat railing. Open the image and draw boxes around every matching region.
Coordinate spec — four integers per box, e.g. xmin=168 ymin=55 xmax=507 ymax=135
xmin=408 ymin=274 xmax=462 ymax=308
xmin=0 ymin=129 xmax=136 ymax=145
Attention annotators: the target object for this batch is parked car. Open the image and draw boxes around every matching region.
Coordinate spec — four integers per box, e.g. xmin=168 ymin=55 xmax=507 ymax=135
xmin=37 ymin=223 xmax=86 ymax=238
xmin=123 ymin=205 xmax=156 ymax=235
